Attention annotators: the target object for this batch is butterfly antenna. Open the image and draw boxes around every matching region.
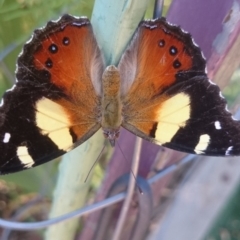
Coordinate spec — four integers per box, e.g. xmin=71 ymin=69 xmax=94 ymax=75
xmin=116 ymin=141 xmax=142 ymax=193
xmin=84 ymin=143 xmax=106 ymax=182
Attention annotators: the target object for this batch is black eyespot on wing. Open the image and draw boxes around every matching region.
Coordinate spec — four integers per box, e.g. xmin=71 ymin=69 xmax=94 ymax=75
xmin=159 ymin=39 xmax=165 ymax=47
xmin=173 ymin=59 xmax=181 ymax=69
xmin=169 ymin=46 xmax=178 ymax=55
xmin=48 ymin=44 xmax=58 ymax=53
xmin=62 ymin=37 xmax=70 ymax=45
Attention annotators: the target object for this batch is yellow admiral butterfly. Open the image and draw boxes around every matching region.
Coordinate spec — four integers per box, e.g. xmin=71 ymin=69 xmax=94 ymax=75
xmin=0 ymin=14 xmax=239 ymax=174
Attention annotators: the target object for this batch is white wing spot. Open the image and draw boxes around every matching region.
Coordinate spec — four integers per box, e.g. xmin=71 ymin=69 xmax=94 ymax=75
xmin=194 ymin=134 xmax=210 ymax=154
xmin=208 ymin=79 xmax=216 ymax=86
xmin=6 ymin=84 xmax=17 ymax=92
xmin=3 ymin=133 xmax=11 ymax=143
xmin=17 ymin=146 xmax=34 ymax=168
xmin=214 ymin=121 xmax=221 ymax=130
xmin=219 ymin=91 xmax=225 ymax=99
xmin=0 ymin=99 xmax=4 ymax=107
xmin=225 ymin=146 xmax=233 ymax=155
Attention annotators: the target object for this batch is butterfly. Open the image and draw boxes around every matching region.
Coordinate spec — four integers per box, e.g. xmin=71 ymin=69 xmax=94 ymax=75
xmin=0 ymin=14 xmax=240 ymax=174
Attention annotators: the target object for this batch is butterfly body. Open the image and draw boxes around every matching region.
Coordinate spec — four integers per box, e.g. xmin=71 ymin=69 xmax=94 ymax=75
xmin=1 ymin=14 xmax=240 ymax=174
xmin=101 ymin=66 xmax=122 ymax=146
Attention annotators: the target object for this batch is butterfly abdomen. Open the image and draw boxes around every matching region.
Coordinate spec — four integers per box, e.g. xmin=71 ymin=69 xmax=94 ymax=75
xmin=101 ymin=66 xmax=122 ymax=145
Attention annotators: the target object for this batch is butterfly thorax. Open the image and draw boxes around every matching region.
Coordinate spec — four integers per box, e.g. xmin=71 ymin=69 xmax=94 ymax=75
xmin=101 ymin=65 xmax=122 ymax=146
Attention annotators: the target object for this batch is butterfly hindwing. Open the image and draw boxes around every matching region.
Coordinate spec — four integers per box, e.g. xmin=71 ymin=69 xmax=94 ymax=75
xmin=120 ymin=18 xmax=240 ymax=156
xmin=154 ymin=76 xmax=240 ymax=155
xmin=0 ymin=15 xmax=104 ymax=174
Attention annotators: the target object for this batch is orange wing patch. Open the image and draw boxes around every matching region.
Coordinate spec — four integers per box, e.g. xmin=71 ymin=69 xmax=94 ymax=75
xmin=136 ymin=25 xmax=193 ymax=91
xmin=33 ymin=24 xmax=103 ymax=97
xmin=119 ymin=20 xmax=193 ymax=100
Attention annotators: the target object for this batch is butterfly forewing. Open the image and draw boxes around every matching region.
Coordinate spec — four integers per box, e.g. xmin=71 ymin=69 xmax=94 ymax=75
xmin=0 ymin=15 xmax=103 ymax=174
xmin=119 ymin=18 xmax=240 ymax=156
